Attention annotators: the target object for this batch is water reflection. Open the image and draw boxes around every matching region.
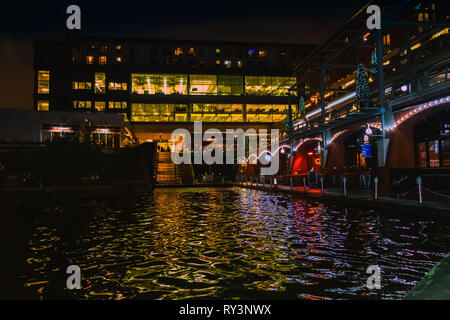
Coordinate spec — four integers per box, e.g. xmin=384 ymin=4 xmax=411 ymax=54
xmin=2 ymin=188 xmax=449 ymax=299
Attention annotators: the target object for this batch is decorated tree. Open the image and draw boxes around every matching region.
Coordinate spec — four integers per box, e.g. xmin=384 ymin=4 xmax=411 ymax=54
xmin=356 ymin=63 xmax=370 ymax=107
xmin=285 ymin=105 xmax=293 ymax=134
xmin=298 ymin=96 xmax=306 ymax=119
xmin=370 ymin=50 xmax=378 ymax=75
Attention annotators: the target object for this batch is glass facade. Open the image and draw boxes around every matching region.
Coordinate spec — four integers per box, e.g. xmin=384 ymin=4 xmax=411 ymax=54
xmin=245 ymin=76 xmax=296 ymax=96
xmin=37 ymin=70 xmax=50 ymax=94
xmin=246 ymin=104 xmax=290 ymax=122
xmin=189 ymin=75 xmax=217 ymax=95
xmin=131 ymin=74 xmax=294 ymax=96
xmin=131 ymin=103 xmax=288 ymax=123
xmin=217 ymin=76 xmax=243 ymax=95
xmin=131 ymin=104 xmax=188 ymax=122
xmin=132 ymin=74 xmax=187 ymax=95
xmin=191 ymin=104 xmax=243 ymax=122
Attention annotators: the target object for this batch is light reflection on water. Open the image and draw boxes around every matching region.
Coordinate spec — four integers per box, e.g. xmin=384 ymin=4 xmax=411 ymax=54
xmin=2 ymin=187 xmax=449 ymax=300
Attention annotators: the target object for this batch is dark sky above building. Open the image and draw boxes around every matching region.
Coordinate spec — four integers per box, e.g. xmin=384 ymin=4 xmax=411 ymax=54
xmin=0 ymin=0 xmax=368 ymax=109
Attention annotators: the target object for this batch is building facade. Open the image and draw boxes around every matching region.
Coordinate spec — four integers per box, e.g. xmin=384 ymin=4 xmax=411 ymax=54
xmin=34 ymin=34 xmax=313 ymax=145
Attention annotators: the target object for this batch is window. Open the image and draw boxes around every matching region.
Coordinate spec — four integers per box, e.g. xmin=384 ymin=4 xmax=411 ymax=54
xmin=99 ymin=56 xmax=107 ymax=65
xmin=429 ymin=140 xmax=440 ymax=167
xmin=258 ymin=50 xmax=266 ymax=57
xmin=37 ymin=70 xmax=50 ymax=94
xmin=95 ymin=101 xmax=106 ymax=111
xmin=131 ymin=74 xmax=187 ymax=95
xmin=116 ymin=57 xmax=122 ymax=63
xmin=189 ymin=75 xmax=217 ymax=95
xmin=191 ymin=104 xmax=243 ymax=122
xmin=37 ymin=100 xmax=49 ymax=111
xmin=174 ymin=47 xmax=183 ymax=56
xmin=115 ymin=45 xmax=122 ymax=51
xmin=217 ymin=75 xmax=243 ymax=96
xmin=236 ymin=60 xmax=243 ymax=68
xmin=442 ymin=139 xmax=450 ymax=167
xmin=73 ymin=101 xmax=92 ymax=109
xmin=383 ymin=34 xmax=391 ymax=46
xmin=108 ymin=101 xmax=127 ymax=109
xmin=131 ymin=103 xmax=188 ymax=122
xmin=248 ymin=49 xmax=255 ymax=58
xmin=86 ymin=56 xmax=94 ymax=64
xmin=245 ymin=76 xmax=296 ymax=96
xmin=188 ymin=48 xmax=196 ymax=56
xmin=109 ymin=82 xmax=127 ymax=91
xmin=72 ymin=81 xmax=92 ymax=90
xmin=99 ymin=45 xmax=108 ymax=53
xmin=216 ymin=60 xmax=221 ymax=65
xmin=224 ymin=60 xmax=231 ymax=68
xmin=246 ymin=105 xmax=289 ymax=122
xmin=216 ymin=48 xmax=221 ymax=54
xmin=95 ymin=73 xmax=106 ymax=94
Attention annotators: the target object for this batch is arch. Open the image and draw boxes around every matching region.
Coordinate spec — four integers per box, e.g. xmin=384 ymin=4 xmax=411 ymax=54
xmin=292 ymin=138 xmax=321 ymax=175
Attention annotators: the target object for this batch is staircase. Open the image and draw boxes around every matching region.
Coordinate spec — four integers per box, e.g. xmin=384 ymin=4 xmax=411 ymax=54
xmin=156 ymin=152 xmax=194 ymax=185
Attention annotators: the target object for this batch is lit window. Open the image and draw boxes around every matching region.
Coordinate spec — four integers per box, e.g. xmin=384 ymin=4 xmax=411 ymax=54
xmin=99 ymin=56 xmax=107 ymax=65
xmin=116 ymin=56 xmax=121 ymax=63
xmin=86 ymin=56 xmax=94 ymax=64
xmin=174 ymin=47 xmax=183 ymax=56
xmin=37 ymin=70 xmax=50 ymax=94
xmin=248 ymin=49 xmax=255 ymax=57
xmin=258 ymin=50 xmax=266 ymax=57
xmin=95 ymin=101 xmax=106 ymax=111
xmin=216 ymin=48 xmax=221 ymax=54
xmin=236 ymin=60 xmax=243 ymax=68
xmin=188 ymin=48 xmax=196 ymax=56
xmin=95 ymin=73 xmax=106 ymax=94
xmin=37 ymin=100 xmax=49 ymax=111
xmin=116 ymin=45 xmax=121 ymax=51
xmin=131 ymin=74 xmax=187 ymax=95
xmin=216 ymin=60 xmax=221 ymax=65
xmin=383 ymin=34 xmax=391 ymax=46
xmin=224 ymin=60 xmax=231 ymax=68
xmin=73 ymin=81 xmax=92 ymax=90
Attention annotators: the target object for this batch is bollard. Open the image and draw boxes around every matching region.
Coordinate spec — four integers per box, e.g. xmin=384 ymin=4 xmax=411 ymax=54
xmin=374 ymin=177 xmax=378 ymax=200
xmin=303 ymin=177 xmax=307 ymax=193
xmin=343 ymin=177 xmax=347 ymax=197
xmin=273 ymin=177 xmax=277 ymax=189
xmin=289 ymin=176 xmax=293 ymax=191
xmin=320 ymin=177 xmax=324 ymax=194
xmin=417 ymin=176 xmax=423 ymax=204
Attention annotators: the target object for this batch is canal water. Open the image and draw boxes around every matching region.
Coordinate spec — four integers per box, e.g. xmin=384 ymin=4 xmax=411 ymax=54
xmin=1 ymin=187 xmax=449 ymax=300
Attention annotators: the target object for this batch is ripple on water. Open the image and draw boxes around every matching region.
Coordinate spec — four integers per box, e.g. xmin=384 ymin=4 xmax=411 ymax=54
xmin=3 ymin=187 xmax=448 ymax=300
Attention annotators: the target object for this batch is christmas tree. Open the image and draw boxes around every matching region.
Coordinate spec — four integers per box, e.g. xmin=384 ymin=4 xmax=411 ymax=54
xmin=285 ymin=105 xmax=293 ymax=134
xmin=356 ymin=63 xmax=370 ymax=107
xmin=298 ymin=96 xmax=306 ymax=119
xmin=370 ymin=50 xmax=377 ymax=75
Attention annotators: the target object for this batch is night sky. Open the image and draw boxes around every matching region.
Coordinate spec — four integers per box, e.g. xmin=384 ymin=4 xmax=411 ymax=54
xmin=0 ymin=0 xmax=368 ymax=109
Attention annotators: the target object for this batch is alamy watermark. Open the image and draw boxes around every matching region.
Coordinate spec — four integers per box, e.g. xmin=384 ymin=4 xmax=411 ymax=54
xmin=171 ymin=122 xmax=280 ymax=176
xmin=366 ymin=265 xmax=381 ymax=290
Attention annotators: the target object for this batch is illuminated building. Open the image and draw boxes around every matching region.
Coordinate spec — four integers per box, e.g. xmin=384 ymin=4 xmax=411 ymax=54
xmin=34 ymin=35 xmax=313 ymax=144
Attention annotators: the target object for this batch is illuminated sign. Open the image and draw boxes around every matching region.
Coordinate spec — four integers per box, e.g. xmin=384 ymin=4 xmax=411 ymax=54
xmin=362 ymin=144 xmax=372 ymax=158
